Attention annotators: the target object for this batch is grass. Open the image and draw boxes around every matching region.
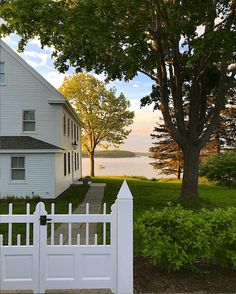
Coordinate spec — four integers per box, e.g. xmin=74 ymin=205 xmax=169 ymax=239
xmin=94 ymin=176 xmax=236 ymax=254
xmin=94 ymin=176 xmax=236 ymax=219
xmin=0 ymin=185 xmax=89 ymax=245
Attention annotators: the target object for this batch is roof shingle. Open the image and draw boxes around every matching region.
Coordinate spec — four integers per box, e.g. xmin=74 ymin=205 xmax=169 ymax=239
xmin=0 ymin=136 xmax=62 ymax=150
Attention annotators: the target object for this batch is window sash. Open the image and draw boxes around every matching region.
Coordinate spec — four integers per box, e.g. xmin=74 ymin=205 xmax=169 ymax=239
xmin=68 ymin=152 xmax=71 ymax=174
xmin=63 ymin=115 xmax=66 ymax=136
xmin=64 ymin=153 xmax=67 ymax=176
xmin=23 ymin=111 xmax=35 ymax=131
xmin=0 ymin=62 xmax=4 ymax=73
xmin=0 ymin=73 xmax=5 ymax=84
xmin=11 ymin=157 xmax=25 ymax=180
xmin=71 ymin=121 xmax=73 ymax=138
xmin=76 ymin=126 xmax=79 ymax=141
xmin=67 ymin=118 xmax=70 ymax=137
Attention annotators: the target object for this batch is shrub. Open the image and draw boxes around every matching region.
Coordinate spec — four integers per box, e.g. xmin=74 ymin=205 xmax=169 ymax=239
xmin=135 ymin=205 xmax=236 ymax=272
xmin=200 ymin=152 xmax=236 ymax=187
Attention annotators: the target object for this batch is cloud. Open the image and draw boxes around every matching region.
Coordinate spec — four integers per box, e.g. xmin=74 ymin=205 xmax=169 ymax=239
xmin=2 ymin=35 xmax=19 ymax=48
xmin=29 ymin=37 xmax=55 ymax=52
xmin=43 ymin=71 xmax=67 ymax=89
xmin=21 ymin=51 xmax=50 ymax=67
xmin=131 ymin=108 xmax=161 ymax=136
xmin=133 ymin=84 xmax=139 ymax=88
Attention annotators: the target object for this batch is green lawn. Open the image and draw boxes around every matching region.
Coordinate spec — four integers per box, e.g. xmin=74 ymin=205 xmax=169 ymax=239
xmin=94 ymin=176 xmax=236 ymax=255
xmin=94 ymin=176 xmax=236 ymax=219
xmin=0 ymin=185 xmax=89 ymax=245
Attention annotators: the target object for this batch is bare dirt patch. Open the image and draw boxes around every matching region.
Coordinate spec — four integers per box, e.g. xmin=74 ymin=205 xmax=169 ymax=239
xmin=134 ymin=256 xmax=236 ymax=293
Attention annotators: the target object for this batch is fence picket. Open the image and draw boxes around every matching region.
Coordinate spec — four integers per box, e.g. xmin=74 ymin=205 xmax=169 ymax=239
xmin=0 ymin=180 xmax=133 ymax=294
xmin=77 ymin=234 xmax=80 ymax=245
xmin=86 ymin=203 xmax=89 ymax=245
xmin=103 ymin=203 xmax=107 ymax=245
xmin=26 ymin=203 xmax=30 ymax=246
xmin=68 ymin=203 xmax=72 ymax=245
xmin=51 ymin=203 xmax=55 ymax=245
xmin=17 ymin=234 xmax=21 ymax=246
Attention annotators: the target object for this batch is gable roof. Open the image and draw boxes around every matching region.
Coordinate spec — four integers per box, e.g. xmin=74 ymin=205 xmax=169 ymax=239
xmin=0 ymin=136 xmax=63 ymax=150
xmin=0 ymin=40 xmax=82 ymax=125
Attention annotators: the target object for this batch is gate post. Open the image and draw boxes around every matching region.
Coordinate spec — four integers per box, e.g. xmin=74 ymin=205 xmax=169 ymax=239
xmin=116 ymin=180 xmax=133 ymax=294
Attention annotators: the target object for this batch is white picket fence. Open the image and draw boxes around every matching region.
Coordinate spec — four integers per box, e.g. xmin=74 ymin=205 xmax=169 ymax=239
xmin=0 ymin=180 xmax=133 ymax=294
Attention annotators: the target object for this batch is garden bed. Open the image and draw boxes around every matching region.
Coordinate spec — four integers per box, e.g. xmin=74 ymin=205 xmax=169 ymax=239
xmin=134 ymin=256 xmax=236 ymax=293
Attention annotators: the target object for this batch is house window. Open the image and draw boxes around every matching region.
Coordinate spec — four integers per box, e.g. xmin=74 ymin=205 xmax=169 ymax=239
xmin=0 ymin=62 xmax=5 ymax=84
xmin=67 ymin=118 xmax=70 ymax=137
xmin=68 ymin=152 xmax=71 ymax=174
xmin=74 ymin=153 xmax=77 ymax=171
xmin=64 ymin=153 xmax=67 ymax=176
xmin=11 ymin=157 xmax=25 ymax=180
xmin=23 ymin=110 xmax=35 ymax=132
xmin=63 ymin=115 xmax=66 ymax=136
xmin=76 ymin=126 xmax=79 ymax=141
xmin=77 ymin=153 xmax=79 ymax=170
xmin=71 ymin=121 xmax=73 ymax=138
xmin=74 ymin=124 xmax=76 ymax=140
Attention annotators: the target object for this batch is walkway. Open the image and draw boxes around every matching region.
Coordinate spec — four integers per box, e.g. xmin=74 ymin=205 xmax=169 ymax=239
xmin=52 ymin=183 xmax=106 ymax=245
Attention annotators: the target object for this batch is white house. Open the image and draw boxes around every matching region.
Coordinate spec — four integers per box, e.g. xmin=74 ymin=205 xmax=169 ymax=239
xmin=0 ymin=40 xmax=82 ymax=199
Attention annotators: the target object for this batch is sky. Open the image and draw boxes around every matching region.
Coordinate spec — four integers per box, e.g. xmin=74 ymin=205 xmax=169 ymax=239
xmin=2 ymin=34 xmax=161 ymax=152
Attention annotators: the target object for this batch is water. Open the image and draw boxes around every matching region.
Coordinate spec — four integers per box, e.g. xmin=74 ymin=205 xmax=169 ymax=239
xmin=82 ymin=156 xmax=161 ymax=179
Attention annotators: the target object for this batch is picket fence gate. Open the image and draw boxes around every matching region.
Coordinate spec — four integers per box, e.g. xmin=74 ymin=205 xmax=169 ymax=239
xmin=0 ymin=181 xmax=133 ymax=294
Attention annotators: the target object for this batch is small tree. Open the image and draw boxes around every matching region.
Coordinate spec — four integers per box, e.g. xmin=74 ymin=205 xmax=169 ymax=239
xmin=59 ymin=73 xmax=134 ymax=177
xmin=150 ymin=121 xmax=183 ymax=179
xmin=200 ymin=152 xmax=236 ymax=187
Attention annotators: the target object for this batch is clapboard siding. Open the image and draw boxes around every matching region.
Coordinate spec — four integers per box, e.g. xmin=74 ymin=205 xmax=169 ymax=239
xmin=0 ymin=45 xmax=61 ymax=147
xmin=0 ymin=41 xmax=83 ymax=198
xmin=0 ymin=153 xmax=55 ymax=198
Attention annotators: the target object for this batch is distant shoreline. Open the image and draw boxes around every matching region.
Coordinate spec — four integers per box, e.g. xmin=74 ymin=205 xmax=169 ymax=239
xmin=82 ymin=150 xmax=149 ymax=158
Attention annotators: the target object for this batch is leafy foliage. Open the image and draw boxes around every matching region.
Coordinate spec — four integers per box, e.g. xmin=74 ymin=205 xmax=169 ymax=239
xmin=150 ymin=101 xmax=236 ymax=179
xmin=150 ymin=121 xmax=183 ymax=179
xmin=59 ymin=73 xmax=134 ymax=176
xmin=200 ymin=152 xmax=236 ymax=187
xmin=1 ymin=0 xmax=235 ymax=198
xmin=135 ymin=206 xmax=236 ymax=272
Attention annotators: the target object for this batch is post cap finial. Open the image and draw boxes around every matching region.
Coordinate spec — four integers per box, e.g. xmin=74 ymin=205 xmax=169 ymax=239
xmin=117 ymin=180 xmax=133 ymax=199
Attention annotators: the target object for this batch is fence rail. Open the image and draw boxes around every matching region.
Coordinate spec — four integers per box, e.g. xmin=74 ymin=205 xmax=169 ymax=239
xmin=0 ymin=180 xmax=133 ymax=294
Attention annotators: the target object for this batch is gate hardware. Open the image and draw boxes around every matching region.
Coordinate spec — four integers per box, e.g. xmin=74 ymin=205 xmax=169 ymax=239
xmin=40 ymin=215 xmax=52 ymax=226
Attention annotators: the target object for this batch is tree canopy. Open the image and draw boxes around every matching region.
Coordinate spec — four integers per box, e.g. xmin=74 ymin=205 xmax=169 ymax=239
xmin=1 ymin=0 xmax=235 ymax=198
xmin=59 ymin=73 xmax=134 ymax=176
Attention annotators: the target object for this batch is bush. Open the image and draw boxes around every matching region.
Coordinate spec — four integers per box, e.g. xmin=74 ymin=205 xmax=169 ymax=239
xmin=200 ymin=152 xmax=236 ymax=187
xmin=135 ymin=205 xmax=236 ymax=272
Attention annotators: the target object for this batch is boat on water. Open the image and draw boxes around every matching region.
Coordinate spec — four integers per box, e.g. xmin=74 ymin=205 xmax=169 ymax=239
xmin=98 ymin=164 xmax=105 ymax=169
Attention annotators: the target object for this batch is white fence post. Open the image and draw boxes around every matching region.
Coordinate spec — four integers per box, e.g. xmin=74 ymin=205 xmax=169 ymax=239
xmin=116 ymin=180 xmax=133 ymax=294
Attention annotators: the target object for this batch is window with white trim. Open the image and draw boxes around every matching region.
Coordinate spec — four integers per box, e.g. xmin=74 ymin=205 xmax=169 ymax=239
xmin=74 ymin=124 xmax=76 ymax=140
xmin=71 ymin=121 xmax=73 ymax=138
xmin=63 ymin=114 xmax=66 ymax=136
xmin=76 ymin=126 xmax=79 ymax=141
xmin=67 ymin=118 xmax=70 ymax=137
xmin=64 ymin=153 xmax=67 ymax=176
xmin=0 ymin=62 xmax=5 ymax=84
xmin=11 ymin=157 xmax=25 ymax=180
xmin=23 ymin=110 xmax=35 ymax=132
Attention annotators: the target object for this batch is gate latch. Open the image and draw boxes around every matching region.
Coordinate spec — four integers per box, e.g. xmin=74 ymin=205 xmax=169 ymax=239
xmin=40 ymin=215 xmax=52 ymax=226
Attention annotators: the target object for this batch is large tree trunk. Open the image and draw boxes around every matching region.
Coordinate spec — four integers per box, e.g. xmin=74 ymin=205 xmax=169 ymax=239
xmin=181 ymin=145 xmax=200 ymax=200
xmin=89 ymin=151 xmax=95 ymax=177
